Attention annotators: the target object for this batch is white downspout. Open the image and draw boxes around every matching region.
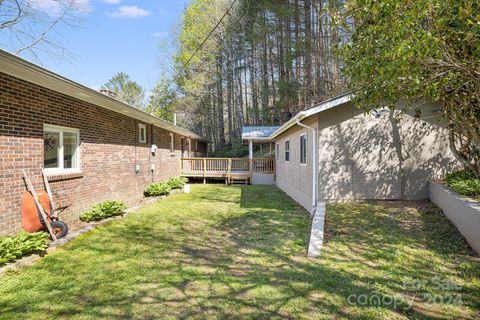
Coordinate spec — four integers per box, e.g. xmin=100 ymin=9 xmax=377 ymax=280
xmin=295 ymin=119 xmax=317 ymax=216
xmin=296 ymin=119 xmax=324 ymax=258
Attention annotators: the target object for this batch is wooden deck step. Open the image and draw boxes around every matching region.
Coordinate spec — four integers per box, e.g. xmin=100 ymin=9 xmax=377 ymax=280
xmin=228 ymin=175 xmax=251 ymax=185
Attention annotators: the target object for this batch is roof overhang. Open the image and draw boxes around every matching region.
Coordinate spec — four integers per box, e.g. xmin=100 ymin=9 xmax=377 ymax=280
xmin=242 ymin=137 xmax=272 ymax=142
xmin=0 ymin=50 xmax=209 ymax=143
xmin=269 ymin=93 xmax=353 ymax=139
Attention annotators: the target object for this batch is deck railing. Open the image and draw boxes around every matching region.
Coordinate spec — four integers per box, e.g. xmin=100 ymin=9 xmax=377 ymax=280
xmin=181 ymin=157 xmax=275 ymax=176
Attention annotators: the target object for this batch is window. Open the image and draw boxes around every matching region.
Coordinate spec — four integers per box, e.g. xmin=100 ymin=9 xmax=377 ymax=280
xmin=300 ymin=133 xmax=307 ymax=165
xmin=284 ymin=140 xmax=290 ymax=162
xmin=195 ymin=141 xmax=198 ymax=152
xmin=138 ymin=124 xmax=147 ymax=143
xmin=43 ymin=124 xmax=80 ymax=173
xmin=169 ymin=133 xmax=174 ymax=152
xmin=276 ymin=143 xmax=279 ymax=161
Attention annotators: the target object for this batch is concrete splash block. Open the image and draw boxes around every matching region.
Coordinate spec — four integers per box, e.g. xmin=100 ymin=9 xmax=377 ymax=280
xmin=308 ymin=202 xmax=326 ymax=258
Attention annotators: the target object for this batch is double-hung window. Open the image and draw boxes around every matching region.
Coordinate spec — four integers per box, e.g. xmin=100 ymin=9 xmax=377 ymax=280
xmin=43 ymin=124 xmax=80 ymax=173
xmin=300 ymin=133 xmax=307 ymax=165
xmin=285 ymin=140 xmax=290 ymax=162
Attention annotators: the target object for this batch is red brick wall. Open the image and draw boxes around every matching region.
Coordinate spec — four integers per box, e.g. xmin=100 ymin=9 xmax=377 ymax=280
xmin=0 ymin=72 xmax=207 ymax=235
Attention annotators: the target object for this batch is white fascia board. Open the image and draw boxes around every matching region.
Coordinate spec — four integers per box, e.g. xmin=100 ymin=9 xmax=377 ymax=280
xmin=269 ymin=112 xmax=307 ymax=140
xmin=0 ymin=50 xmax=209 ymax=143
xmin=268 ymin=93 xmax=353 ymax=140
xmin=302 ymin=94 xmax=353 ymax=117
xmin=241 ymin=136 xmax=273 ymax=142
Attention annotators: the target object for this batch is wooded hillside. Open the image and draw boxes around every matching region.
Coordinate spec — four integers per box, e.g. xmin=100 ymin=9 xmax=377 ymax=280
xmin=174 ymin=0 xmax=350 ymax=152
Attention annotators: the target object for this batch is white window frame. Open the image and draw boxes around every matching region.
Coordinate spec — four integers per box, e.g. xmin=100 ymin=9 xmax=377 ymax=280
xmin=284 ymin=139 xmax=290 ymax=163
xmin=276 ymin=143 xmax=280 ymax=161
xmin=169 ymin=133 xmax=175 ymax=153
xmin=300 ymin=133 xmax=307 ymax=166
xmin=43 ymin=124 xmax=80 ymax=174
xmin=138 ymin=123 xmax=147 ymax=143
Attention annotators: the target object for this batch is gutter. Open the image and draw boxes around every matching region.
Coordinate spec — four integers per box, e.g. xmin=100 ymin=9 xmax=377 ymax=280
xmin=295 ymin=119 xmax=318 ymax=217
xmin=269 ymin=93 xmax=353 ymax=140
xmin=269 ymin=111 xmax=307 ymax=140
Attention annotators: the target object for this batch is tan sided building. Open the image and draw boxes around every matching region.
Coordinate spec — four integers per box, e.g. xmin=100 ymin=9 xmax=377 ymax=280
xmin=269 ymin=94 xmax=459 ymax=214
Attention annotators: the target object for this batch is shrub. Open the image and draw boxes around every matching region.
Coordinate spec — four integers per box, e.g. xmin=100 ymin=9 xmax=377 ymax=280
xmin=445 ymin=170 xmax=480 ymax=200
xmin=80 ymin=200 xmax=127 ymax=222
xmin=144 ymin=182 xmax=172 ymax=197
xmin=0 ymin=231 xmax=49 ymax=266
xmin=167 ymin=177 xmax=188 ymax=189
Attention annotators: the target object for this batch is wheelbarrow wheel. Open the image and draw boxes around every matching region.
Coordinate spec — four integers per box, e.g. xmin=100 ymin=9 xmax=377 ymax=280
xmin=50 ymin=221 xmax=68 ymax=239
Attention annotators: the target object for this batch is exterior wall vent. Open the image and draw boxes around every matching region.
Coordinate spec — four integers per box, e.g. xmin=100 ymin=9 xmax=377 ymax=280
xmin=99 ymin=89 xmax=117 ymax=98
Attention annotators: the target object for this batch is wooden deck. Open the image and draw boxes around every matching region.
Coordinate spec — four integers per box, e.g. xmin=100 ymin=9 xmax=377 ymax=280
xmin=180 ymin=158 xmax=275 ymax=184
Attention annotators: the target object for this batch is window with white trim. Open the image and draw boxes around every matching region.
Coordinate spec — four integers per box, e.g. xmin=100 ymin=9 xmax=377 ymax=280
xmin=285 ymin=140 xmax=290 ymax=162
xmin=170 ymin=133 xmax=175 ymax=152
xmin=276 ymin=143 xmax=279 ymax=161
xmin=138 ymin=124 xmax=147 ymax=143
xmin=300 ymin=133 xmax=307 ymax=165
xmin=43 ymin=124 xmax=80 ymax=173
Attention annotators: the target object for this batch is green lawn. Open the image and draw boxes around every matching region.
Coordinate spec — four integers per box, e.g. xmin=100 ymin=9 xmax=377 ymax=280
xmin=0 ymin=185 xmax=479 ymax=319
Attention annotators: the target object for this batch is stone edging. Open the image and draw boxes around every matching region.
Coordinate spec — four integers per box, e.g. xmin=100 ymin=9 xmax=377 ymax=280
xmin=0 ymin=187 xmax=185 ymax=277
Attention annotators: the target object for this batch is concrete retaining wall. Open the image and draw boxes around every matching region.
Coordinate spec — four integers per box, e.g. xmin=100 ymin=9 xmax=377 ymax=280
xmin=430 ymin=181 xmax=480 ymax=255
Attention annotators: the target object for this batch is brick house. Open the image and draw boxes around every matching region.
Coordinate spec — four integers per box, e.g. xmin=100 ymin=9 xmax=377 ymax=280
xmin=0 ymin=50 xmax=208 ymax=235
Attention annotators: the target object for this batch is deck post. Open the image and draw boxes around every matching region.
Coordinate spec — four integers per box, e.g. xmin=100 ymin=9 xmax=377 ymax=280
xmin=248 ymin=139 xmax=253 ymax=160
xmin=203 ymin=158 xmax=206 ymax=184
xmin=227 ymin=158 xmax=232 ymax=184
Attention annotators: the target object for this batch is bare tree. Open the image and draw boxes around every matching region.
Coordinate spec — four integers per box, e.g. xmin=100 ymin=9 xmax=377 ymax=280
xmin=0 ymin=0 xmax=88 ymax=60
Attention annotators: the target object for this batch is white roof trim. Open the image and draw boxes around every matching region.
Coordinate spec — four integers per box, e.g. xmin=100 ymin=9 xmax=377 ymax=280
xmin=0 ymin=50 xmax=209 ymax=143
xmin=241 ymin=137 xmax=272 ymax=142
xmin=269 ymin=93 xmax=353 ymax=139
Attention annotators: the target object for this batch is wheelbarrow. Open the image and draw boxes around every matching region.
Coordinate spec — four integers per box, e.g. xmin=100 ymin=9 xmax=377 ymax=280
xmin=21 ymin=170 xmax=69 ymax=241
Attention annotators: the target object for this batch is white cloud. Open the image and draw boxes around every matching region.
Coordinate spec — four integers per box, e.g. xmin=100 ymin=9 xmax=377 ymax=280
xmin=104 ymin=0 xmax=121 ymax=4
xmin=29 ymin=0 xmax=92 ymax=15
xmin=108 ymin=5 xmax=152 ymax=18
xmin=152 ymin=31 xmax=167 ymax=37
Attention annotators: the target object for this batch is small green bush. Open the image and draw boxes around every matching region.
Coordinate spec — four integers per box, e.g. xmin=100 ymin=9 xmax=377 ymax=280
xmin=445 ymin=170 xmax=480 ymax=200
xmin=80 ymin=200 xmax=127 ymax=222
xmin=144 ymin=182 xmax=172 ymax=197
xmin=0 ymin=231 xmax=49 ymax=266
xmin=167 ymin=177 xmax=188 ymax=189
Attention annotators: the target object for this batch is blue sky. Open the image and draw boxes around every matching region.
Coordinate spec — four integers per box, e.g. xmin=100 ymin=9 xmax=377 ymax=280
xmin=5 ymin=0 xmax=188 ymax=92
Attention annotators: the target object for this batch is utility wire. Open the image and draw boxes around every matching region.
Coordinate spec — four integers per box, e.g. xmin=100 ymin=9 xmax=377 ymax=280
xmin=184 ymin=0 xmax=252 ymax=79
xmin=184 ymin=0 xmax=239 ymax=68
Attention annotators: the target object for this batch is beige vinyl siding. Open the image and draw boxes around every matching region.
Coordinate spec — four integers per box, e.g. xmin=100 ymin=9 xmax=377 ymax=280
xmin=273 ymin=100 xmax=459 ymax=208
xmin=316 ymin=101 xmax=459 ymax=201
xmin=275 ymin=116 xmax=317 ymax=211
